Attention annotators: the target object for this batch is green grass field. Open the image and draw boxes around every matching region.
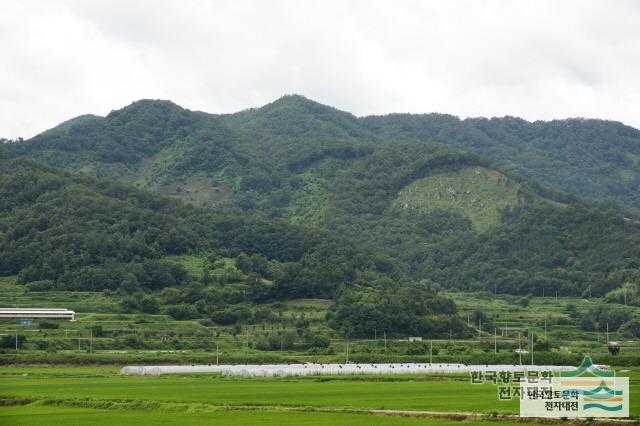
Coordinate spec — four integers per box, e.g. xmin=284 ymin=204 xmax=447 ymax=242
xmin=0 ymin=405 xmax=547 ymax=426
xmin=0 ymin=367 xmax=638 ymax=425
xmin=0 ymin=375 xmax=513 ymax=413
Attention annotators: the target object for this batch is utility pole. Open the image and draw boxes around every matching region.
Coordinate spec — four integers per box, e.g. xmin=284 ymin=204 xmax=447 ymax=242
xmin=555 ymin=291 xmax=558 ymax=302
xmin=467 ymin=313 xmax=470 ymax=326
xmin=15 ymin=331 xmax=18 ymax=351
xmin=430 ymin=340 xmax=433 ymax=364
xmin=494 ymin=328 xmax=497 ymax=353
xmin=544 ymin=319 xmax=547 ymax=340
xmin=518 ymin=332 xmax=522 ymax=365
xmin=90 ymin=330 xmax=93 ymax=354
xmin=216 ymin=341 xmax=219 ymax=365
xmin=531 ymin=333 xmax=534 ymax=365
xmin=478 ymin=319 xmax=482 ymax=341
xmin=383 ymin=331 xmax=387 ymax=350
xmin=374 ymin=327 xmax=377 ymax=340
xmin=606 ymin=323 xmax=609 ymax=344
xmin=542 ymin=287 xmax=545 ymax=298
xmin=78 ymin=336 xmax=81 ymax=351
xmin=345 ymin=339 xmax=349 ymax=364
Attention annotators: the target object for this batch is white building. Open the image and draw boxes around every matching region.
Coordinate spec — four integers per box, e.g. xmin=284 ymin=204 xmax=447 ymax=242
xmin=0 ymin=308 xmax=75 ymax=321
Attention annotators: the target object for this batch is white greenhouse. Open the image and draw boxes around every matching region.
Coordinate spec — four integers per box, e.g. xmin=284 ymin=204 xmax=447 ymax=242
xmin=120 ymin=363 xmax=574 ymax=377
xmin=0 ymin=308 xmax=75 ymax=321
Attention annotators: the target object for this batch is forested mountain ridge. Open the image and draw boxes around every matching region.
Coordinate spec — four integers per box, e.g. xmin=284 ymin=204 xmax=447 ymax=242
xmin=1 ymin=149 xmax=474 ymax=336
xmin=361 ymin=113 xmax=640 ymax=210
xmin=7 ymin=99 xmax=247 ymax=182
xmin=9 ymin=95 xmax=640 ymax=211
xmin=4 ymin=96 xmax=640 ymax=299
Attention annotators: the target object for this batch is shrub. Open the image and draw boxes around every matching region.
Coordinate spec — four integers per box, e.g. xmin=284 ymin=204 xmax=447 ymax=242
xmin=139 ymin=296 xmax=160 ymax=314
xmin=211 ymin=307 xmax=253 ymax=325
xmin=25 ymin=280 xmax=55 ymax=291
xmin=35 ymin=340 xmax=50 ymax=350
xmin=255 ymin=331 xmax=296 ymax=351
xmin=120 ymin=296 xmax=140 ymax=313
xmin=90 ymin=325 xmax=105 ymax=337
xmin=123 ymin=334 xmax=146 ymax=349
xmin=308 ymin=334 xmax=331 ymax=349
xmin=621 ymin=318 xmax=640 ymax=338
xmin=167 ymin=304 xmax=198 ymax=320
xmin=39 ymin=320 xmax=60 ymax=329
xmin=0 ymin=334 xmax=26 ymax=349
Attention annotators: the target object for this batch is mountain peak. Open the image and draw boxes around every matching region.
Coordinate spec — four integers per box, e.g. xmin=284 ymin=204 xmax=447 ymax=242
xmin=260 ymin=94 xmax=346 ymax=115
xmin=220 ymin=94 xmax=372 ymax=141
xmin=37 ymin=114 xmax=103 ymax=137
xmin=107 ymin=99 xmax=185 ymax=118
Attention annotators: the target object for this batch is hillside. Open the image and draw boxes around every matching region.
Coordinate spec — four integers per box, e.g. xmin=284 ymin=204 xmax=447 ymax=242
xmin=0 ymin=149 xmax=398 ymax=296
xmin=0 ymin=149 xmax=468 ymax=337
xmin=361 ymin=114 xmax=640 ymax=210
xmin=391 ymin=166 xmax=522 ymax=231
xmin=4 ymin=96 xmax=640 ymax=298
xmin=10 ymin=95 xmax=640 ymax=211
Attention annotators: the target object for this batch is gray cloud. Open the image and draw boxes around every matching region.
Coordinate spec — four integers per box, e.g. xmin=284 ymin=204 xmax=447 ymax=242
xmin=1 ymin=0 xmax=639 ymax=138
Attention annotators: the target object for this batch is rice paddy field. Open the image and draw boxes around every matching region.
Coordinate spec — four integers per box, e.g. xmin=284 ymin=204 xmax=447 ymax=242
xmin=0 ymin=406 xmax=556 ymax=426
xmin=0 ymin=367 xmax=638 ymax=425
xmin=2 ymin=277 xmax=640 ymax=424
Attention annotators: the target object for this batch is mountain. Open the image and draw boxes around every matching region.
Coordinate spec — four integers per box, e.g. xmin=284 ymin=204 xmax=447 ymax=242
xmin=0 ymin=149 xmax=390 ymax=295
xmin=361 ymin=114 xmax=640 ymax=210
xmin=222 ymin=94 xmax=372 ymax=145
xmin=5 ymin=96 xmax=640 ymax=298
xmin=11 ymin=95 xmax=640 ymax=211
xmin=1 ymin=149 xmax=476 ymax=337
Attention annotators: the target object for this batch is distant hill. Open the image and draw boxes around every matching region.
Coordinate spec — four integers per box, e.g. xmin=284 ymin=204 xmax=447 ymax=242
xmin=5 ymin=96 xmax=640 ymax=297
xmin=1 ymin=149 xmax=473 ymax=337
xmin=0 ymin=150 xmax=401 ymax=298
xmin=10 ymin=95 xmax=640 ymax=211
xmin=361 ymin=113 xmax=640 ymax=210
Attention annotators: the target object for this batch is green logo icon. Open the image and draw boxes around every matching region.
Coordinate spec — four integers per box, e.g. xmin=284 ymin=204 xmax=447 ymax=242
xmin=560 ymin=355 xmax=614 ymax=377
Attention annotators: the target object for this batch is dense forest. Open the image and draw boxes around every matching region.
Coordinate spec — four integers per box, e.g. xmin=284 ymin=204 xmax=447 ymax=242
xmin=362 ymin=113 xmax=640 ymax=210
xmin=3 ymin=95 xmax=640 ymax=301
xmin=0 ymin=149 xmax=393 ymax=294
xmin=0 ymin=150 xmax=470 ymax=337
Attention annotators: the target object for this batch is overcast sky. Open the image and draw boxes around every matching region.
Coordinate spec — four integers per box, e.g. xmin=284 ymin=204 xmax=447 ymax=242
xmin=1 ymin=0 xmax=639 ymax=139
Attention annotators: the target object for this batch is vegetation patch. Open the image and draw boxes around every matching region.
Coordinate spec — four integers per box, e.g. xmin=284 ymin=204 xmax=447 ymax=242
xmin=392 ymin=166 xmax=521 ymax=231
